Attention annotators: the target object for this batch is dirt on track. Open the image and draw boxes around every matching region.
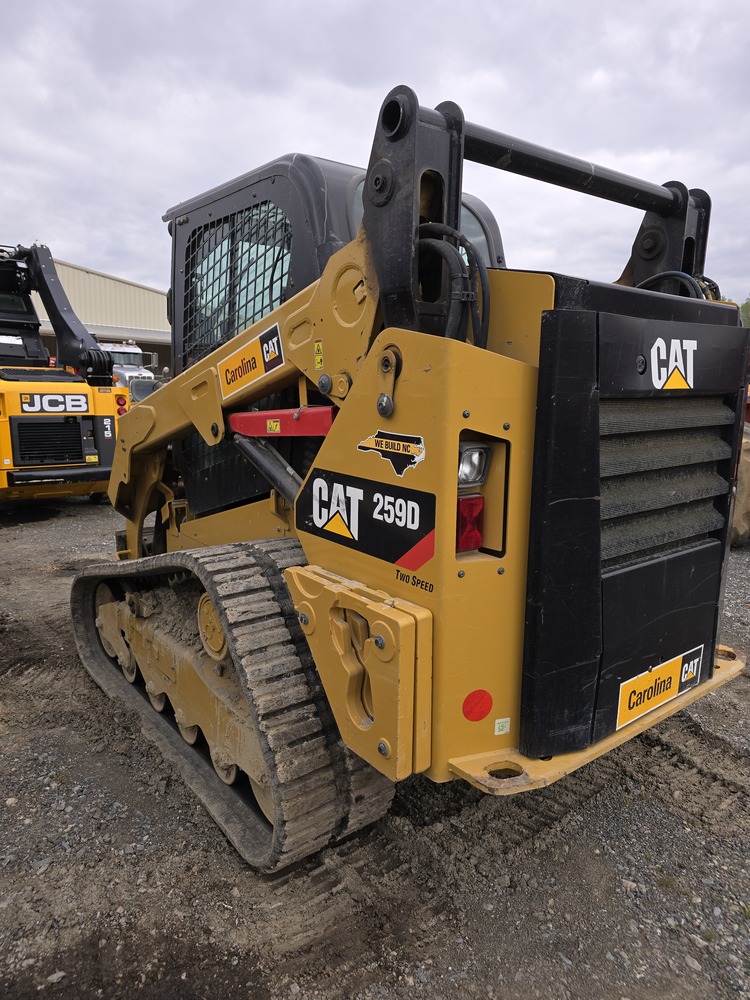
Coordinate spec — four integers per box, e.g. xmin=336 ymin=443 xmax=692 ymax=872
xmin=1 ymin=498 xmax=750 ymax=1000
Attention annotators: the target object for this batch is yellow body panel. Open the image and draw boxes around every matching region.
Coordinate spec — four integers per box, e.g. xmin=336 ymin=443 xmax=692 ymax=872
xmin=166 ymin=499 xmax=294 ymax=550
xmin=293 ymin=329 xmax=538 ymax=780
xmin=0 ymin=478 xmax=107 ymax=501
xmin=291 ymin=267 xmax=556 ymax=782
xmin=447 ymin=650 xmax=744 ymax=793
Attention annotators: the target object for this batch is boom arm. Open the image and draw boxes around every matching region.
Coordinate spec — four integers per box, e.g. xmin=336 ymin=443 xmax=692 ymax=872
xmin=16 ymin=245 xmax=113 ymax=382
xmin=108 ymin=234 xmax=380 ymax=550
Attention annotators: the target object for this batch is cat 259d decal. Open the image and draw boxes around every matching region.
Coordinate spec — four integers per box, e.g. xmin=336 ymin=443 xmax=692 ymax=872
xmin=296 ymin=468 xmax=436 ymax=570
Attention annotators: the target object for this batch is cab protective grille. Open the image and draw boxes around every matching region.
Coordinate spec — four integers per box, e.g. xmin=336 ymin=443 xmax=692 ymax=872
xmin=181 ymin=201 xmax=291 ymax=370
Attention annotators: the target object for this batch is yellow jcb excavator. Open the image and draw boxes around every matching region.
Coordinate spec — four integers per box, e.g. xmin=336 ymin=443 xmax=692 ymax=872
xmin=0 ymin=245 xmax=127 ymax=502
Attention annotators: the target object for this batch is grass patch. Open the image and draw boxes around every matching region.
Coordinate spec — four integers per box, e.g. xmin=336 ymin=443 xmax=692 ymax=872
xmin=656 ymin=874 xmax=678 ymax=891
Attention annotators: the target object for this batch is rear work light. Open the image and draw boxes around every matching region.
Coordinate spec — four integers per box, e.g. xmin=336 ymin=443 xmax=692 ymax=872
xmin=458 ymin=442 xmax=491 ymax=489
xmin=456 ymin=494 xmax=484 ymax=552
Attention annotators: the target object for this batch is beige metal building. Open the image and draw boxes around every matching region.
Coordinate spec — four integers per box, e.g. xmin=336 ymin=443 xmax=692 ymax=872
xmin=32 ymin=259 xmax=172 ymax=371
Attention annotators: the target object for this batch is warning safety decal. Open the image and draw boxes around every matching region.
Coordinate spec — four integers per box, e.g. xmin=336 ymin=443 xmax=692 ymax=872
xmin=296 ymin=468 xmax=436 ymax=569
xmin=616 ymin=644 xmax=703 ymax=730
xmin=217 ymin=324 xmax=284 ymax=400
xmin=357 ymin=430 xmax=426 ymax=477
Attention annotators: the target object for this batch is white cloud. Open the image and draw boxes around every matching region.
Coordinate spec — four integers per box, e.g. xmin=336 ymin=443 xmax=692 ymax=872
xmin=1 ymin=0 xmax=747 ymax=302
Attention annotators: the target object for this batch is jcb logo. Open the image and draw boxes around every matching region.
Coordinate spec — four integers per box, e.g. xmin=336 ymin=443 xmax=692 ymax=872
xmin=650 ymin=338 xmax=697 ymax=390
xmin=312 ymin=477 xmax=363 ymax=541
xmin=20 ymin=393 xmax=89 ymax=413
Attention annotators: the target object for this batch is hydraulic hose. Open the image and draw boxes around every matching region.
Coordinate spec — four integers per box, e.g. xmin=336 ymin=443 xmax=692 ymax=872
xmin=419 ymin=223 xmax=490 ymax=349
xmin=636 ymin=270 xmax=705 ymax=298
xmin=418 ymin=237 xmax=469 ymax=341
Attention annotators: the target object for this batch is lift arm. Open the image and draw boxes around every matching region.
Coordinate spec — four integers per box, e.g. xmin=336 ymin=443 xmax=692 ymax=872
xmin=16 ymin=245 xmax=114 ymax=383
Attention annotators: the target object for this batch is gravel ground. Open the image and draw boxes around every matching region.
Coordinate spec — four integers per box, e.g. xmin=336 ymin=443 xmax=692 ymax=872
xmin=1 ymin=497 xmax=749 ymax=1000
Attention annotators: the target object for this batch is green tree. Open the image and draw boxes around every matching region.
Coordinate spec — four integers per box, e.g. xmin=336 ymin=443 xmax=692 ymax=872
xmin=741 ymin=294 xmax=750 ymax=328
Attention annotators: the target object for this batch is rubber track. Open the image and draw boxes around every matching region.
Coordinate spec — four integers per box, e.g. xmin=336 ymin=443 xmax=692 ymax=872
xmin=250 ymin=540 xmax=394 ymax=838
xmin=70 ymin=539 xmax=393 ymax=873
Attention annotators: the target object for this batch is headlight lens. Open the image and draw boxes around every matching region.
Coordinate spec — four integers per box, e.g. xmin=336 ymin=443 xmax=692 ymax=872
xmin=458 ymin=443 xmax=491 ymax=488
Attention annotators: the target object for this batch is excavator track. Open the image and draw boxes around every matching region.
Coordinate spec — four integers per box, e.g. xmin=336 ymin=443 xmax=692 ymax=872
xmin=70 ymin=539 xmax=394 ymax=873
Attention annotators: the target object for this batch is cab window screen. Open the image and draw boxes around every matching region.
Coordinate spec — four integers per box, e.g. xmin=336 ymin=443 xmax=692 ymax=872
xmin=182 ymin=202 xmax=291 ymax=368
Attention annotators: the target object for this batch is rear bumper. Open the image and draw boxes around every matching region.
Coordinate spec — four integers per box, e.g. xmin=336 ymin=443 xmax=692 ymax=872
xmin=448 ymin=647 xmax=744 ymax=795
xmin=7 ymin=465 xmax=112 ymax=486
xmin=1 ymin=465 xmax=111 ymax=501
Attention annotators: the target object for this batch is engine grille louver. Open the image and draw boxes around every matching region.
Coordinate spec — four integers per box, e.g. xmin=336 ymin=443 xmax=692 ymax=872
xmin=15 ymin=421 xmax=84 ymax=466
xmin=599 ymin=397 xmax=733 ymax=568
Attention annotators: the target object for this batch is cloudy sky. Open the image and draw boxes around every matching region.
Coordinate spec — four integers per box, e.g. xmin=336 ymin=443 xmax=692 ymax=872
xmin=2 ymin=1 xmax=748 ymax=306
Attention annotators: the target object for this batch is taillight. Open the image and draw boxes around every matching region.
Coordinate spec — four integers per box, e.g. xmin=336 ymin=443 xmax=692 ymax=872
xmin=456 ymin=494 xmax=484 ymax=552
xmin=116 ymin=395 xmax=128 ymax=416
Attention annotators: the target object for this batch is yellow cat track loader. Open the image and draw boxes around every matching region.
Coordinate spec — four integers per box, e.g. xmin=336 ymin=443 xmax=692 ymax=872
xmin=70 ymin=87 xmax=749 ymax=873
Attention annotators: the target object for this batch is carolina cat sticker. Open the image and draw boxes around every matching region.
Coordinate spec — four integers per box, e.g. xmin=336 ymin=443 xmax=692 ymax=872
xmin=616 ymin=644 xmax=703 ymax=729
xmin=218 ymin=324 xmax=283 ymax=400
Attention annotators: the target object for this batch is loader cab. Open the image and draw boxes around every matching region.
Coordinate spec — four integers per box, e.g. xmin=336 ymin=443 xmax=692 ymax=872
xmin=165 ymin=155 xmax=506 ymax=379
xmin=164 ymin=155 xmax=360 ymax=515
xmin=164 ymin=154 xmax=506 ymax=518
xmin=165 ymin=155 xmax=358 ymax=378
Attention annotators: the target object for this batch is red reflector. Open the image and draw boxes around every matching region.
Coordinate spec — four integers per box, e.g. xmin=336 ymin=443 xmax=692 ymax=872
xmin=463 ymin=689 xmax=493 ymax=722
xmin=456 ymin=494 xmax=484 ymax=552
xmin=117 ymin=406 xmax=127 ymax=416
xmin=116 ymin=396 xmax=127 ymax=406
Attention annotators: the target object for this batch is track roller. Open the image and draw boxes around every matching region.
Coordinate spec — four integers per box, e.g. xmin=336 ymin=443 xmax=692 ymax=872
xmin=146 ymin=685 xmax=167 ymax=712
